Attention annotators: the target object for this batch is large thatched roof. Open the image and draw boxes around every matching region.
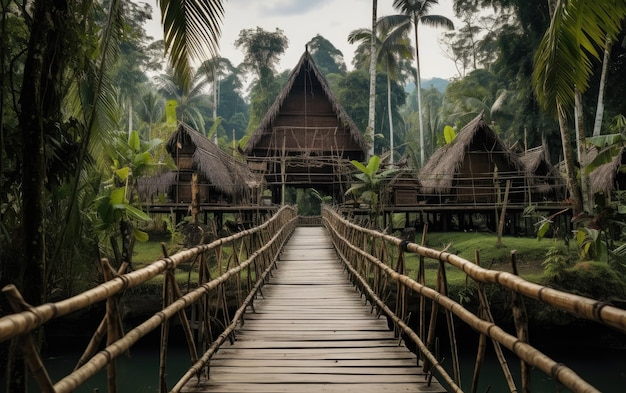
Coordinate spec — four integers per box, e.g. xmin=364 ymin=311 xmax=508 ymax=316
xmin=588 ymin=147 xmax=625 ymax=195
xmin=138 ymin=123 xmax=257 ymax=200
xmin=242 ymin=50 xmax=366 ymax=154
xmin=420 ymin=113 xmax=524 ymax=194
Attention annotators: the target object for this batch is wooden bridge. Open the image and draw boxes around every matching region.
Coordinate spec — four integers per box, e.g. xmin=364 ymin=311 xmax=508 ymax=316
xmin=181 ymin=226 xmax=442 ymax=392
xmin=1 ymin=206 xmax=626 ymax=392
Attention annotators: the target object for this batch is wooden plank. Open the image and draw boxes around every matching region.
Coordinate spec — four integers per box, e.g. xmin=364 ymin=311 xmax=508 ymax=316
xmin=181 ymin=226 xmax=445 ymax=393
xmin=209 ymin=359 xmax=419 ymax=367
xmin=183 ymin=382 xmax=444 ymax=393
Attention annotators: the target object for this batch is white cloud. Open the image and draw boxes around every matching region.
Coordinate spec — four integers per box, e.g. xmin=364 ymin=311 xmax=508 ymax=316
xmin=145 ymin=0 xmax=459 ymax=80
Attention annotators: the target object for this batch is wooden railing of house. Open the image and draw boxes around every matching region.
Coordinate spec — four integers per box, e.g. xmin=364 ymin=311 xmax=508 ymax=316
xmin=322 ymin=205 xmax=626 ymax=393
xmin=417 ymin=171 xmax=568 ymax=208
xmin=0 ymin=206 xmax=298 ymax=393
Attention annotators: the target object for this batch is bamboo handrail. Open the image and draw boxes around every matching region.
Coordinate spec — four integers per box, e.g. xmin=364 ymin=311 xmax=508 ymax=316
xmin=321 ymin=205 xmax=625 ymax=393
xmin=0 ymin=206 xmax=297 ymax=343
xmin=323 ymin=206 xmax=626 ymax=332
xmin=0 ymin=205 xmax=297 ymax=393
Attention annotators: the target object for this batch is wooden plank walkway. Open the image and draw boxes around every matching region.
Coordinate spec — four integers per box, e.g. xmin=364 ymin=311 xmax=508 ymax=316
xmin=182 ymin=226 xmax=446 ymax=393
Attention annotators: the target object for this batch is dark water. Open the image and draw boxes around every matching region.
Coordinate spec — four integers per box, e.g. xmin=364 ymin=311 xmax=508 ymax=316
xmin=20 ymin=342 xmax=625 ymax=392
xmin=448 ymin=346 xmax=626 ymax=392
xmin=28 ymin=345 xmax=191 ymax=393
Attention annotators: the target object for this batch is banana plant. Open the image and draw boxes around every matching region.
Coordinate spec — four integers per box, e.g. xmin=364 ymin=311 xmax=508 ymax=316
xmin=96 ymin=130 xmax=162 ymax=268
xmin=345 ymin=155 xmax=399 ymax=222
xmin=584 ymin=115 xmax=626 ymax=175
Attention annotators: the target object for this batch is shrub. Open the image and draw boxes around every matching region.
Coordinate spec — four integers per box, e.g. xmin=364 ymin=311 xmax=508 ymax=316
xmin=551 ymin=261 xmax=626 ymax=301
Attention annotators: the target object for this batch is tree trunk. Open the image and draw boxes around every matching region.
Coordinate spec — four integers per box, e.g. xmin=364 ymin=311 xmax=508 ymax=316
xmin=593 ymin=38 xmax=612 ymax=137
xmin=413 ymin=16 xmax=424 ymax=166
xmin=12 ymin=1 xmax=68 ymax=391
xmin=575 ymin=90 xmax=592 ymax=212
xmin=557 ymin=105 xmax=584 ymax=216
xmin=366 ymin=0 xmax=377 ymax=159
xmin=387 ymin=68 xmax=394 ymax=165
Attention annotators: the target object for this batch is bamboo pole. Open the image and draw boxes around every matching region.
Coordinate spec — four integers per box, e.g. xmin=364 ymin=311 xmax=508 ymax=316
xmin=323 ymin=208 xmax=601 ymax=393
xmin=419 ymin=223 xmax=428 ymax=365
xmin=472 ymin=250 xmax=518 ymax=393
xmin=158 ymin=270 xmax=173 ymax=393
xmin=511 ymin=250 xmax=530 ymax=393
xmin=323 ymin=207 xmax=626 ymax=333
xmin=3 ymin=285 xmax=54 ymax=393
xmin=438 ymin=259 xmax=461 ymax=385
xmin=102 ymin=259 xmax=121 ymax=393
xmin=497 ymin=179 xmax=511 ymax=246
xmin=74 ymin=262 xmax=128 ymax=371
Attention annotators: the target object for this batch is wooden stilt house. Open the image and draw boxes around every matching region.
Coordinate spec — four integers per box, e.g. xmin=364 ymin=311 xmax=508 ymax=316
xmin=420 ymin=112 xmax=526 ymax=207
xmin=520 ymin=143 xmax=566 ymax=204
xmin=242 ymin=49 xmax=367 ymax=204
xmin=139 ymin=124 xmax=259 ymax=218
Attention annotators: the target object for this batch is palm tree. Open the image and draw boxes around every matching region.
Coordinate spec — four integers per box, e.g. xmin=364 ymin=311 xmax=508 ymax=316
xmin=367 ymin=0 xmax=378 ymax=160
xmin=154 ymin=69 xmax=211 ymax=134
xmin=381 ymin=0 xmax=454 ymax=167
xmin=349 ymin=22 xmax=413 ymax=165
xmin=533 ymin=0 xmax=626 ymax=215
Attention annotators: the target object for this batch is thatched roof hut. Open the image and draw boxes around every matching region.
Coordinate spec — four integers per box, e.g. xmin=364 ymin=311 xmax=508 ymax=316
xmin=588 ymin=147 xmax=625 ymax=195
xmin=420 ymin=113 xmax=525 ymax=203
xmin=383 ymin=170 xmax=421 ymax=207
xmin=520 ymin=143 xmax=566 ymax=197
xmin=243 ymin=50 xmax=367 ymax=155
xmin=139 ymin=123 xmax=258 ymax=204
xmin=242 ymin=49 xmax=366 ymax=202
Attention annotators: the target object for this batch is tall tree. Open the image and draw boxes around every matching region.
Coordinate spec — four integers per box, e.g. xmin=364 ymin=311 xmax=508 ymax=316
xmin=336 ymin=69 xmax=407 ymax=155
xmin=384 ymin=0 xmax=454 ymax=166
xmin=349 ymin=20 xmax=413 ymax=164
xmin=367 ymin=0 xmax=378 ymax=159
xmin=235 ymin=27 xmax=289 ymax=132
xmin=533 ymin=0 xmax=626 ymax=215
xmin=306 ymin=34 xmax=347 ymax=76
xmin=3 ymin=0 xmax=225 ymax=389
xmin=154 ymin=69 xmax=211 ymax=134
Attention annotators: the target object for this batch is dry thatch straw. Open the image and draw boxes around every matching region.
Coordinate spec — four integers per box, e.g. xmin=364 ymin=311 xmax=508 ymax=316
xmin=420 ymin=112 xmax=524 ymax=194
xmin=141 ymin=123 xmax=259 ymax=201
xmin=520 ymin=143 xmax=565 ymax=195
xmin=587 ymin=147 xmax=625 ymax=195
xmin=242 ymin=50 xmax=367 ymax=154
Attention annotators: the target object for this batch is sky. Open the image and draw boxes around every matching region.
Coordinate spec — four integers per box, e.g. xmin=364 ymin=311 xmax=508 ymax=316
xmin=145 ymin=0 xmax=460 ymax=80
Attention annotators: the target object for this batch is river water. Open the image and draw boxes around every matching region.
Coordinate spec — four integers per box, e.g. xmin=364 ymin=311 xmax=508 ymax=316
xmin=21 ymin=340 xmax=625 ymax=392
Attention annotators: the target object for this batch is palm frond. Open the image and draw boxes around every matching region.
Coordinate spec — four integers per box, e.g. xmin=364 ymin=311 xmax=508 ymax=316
xmin=158 ymin=0 xmax=224 ymax=91
xmin=533 ymin=0 xmax=626 ymax=113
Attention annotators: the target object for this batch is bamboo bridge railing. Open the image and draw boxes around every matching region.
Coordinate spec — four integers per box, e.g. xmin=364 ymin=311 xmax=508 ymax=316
xmin=0 ymin=205 xmax=298 ymax=393
xmin=322 ymin=205 xmax=626 ymax=393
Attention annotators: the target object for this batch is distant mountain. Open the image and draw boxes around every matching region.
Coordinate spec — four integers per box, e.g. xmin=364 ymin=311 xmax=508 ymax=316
xmin=405 ymin=77 xmax=449 ymax=94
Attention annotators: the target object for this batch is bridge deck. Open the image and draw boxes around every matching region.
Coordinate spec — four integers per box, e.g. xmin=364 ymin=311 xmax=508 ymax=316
xmin=182 ymin=226 xmax=445 ymax=393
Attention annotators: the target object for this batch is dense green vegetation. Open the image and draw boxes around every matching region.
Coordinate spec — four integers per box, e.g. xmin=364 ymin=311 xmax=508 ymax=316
xmin=1 ymin=1 xmax=626 ymax=390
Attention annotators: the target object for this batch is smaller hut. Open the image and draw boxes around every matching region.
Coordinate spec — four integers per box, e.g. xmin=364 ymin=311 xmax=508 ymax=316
xmin=420 ymin=112 xmax=525 ymax=206
xmin=519 ymin=143 xmax=566 ymax=203
xmin=383 ymin=170 xmax=421 ymax=207
xmin=588 ymin=147 xmax=626 ymax=197
xmin=139 ymin=124 xmax=258 ymax=207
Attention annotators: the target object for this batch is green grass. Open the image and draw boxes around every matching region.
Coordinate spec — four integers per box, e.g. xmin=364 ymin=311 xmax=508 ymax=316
xmin=404 ymin=232 xmax=569 ymax=287
xmin=133 ymin=240 xmax=167 ymax=265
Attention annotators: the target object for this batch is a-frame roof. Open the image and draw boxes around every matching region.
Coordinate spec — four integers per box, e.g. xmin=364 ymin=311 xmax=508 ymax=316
xmin=420 ymin=112 xmax=524 ymax=194
xmin=242 ymin=50 xmax=367 ymax=155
